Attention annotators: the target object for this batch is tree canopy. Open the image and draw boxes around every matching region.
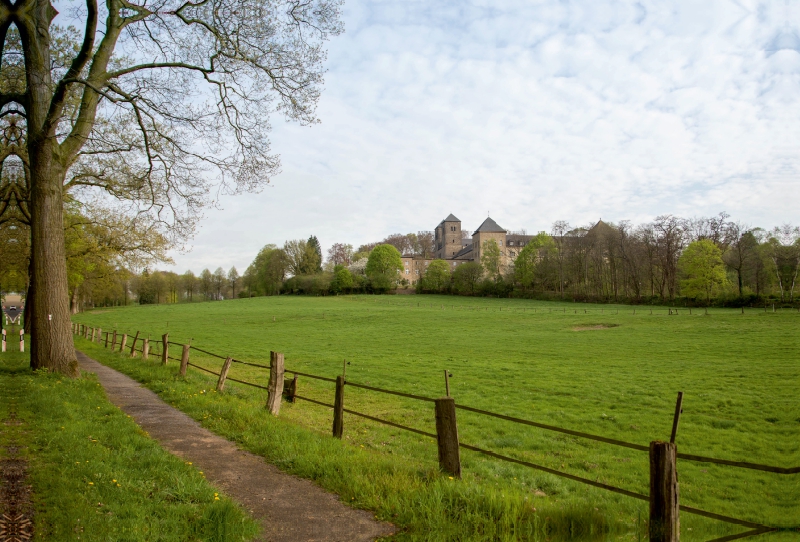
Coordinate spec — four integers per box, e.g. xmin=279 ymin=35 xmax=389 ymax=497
xmin=0 ymin=0 xmax=343 ymax=373
xmin=365 ymin=244 xmax=402 ymax=292
xmin=679 ymin=240 xmax=729 ymax=303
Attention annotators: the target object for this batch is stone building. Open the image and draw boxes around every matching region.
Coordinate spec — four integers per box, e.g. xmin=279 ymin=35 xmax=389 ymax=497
xmin=400 ymin=214 xmax=537 ymax=285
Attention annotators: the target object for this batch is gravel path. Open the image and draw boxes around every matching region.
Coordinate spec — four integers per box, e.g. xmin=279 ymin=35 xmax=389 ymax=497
xmin=76 ymin=351 xmax=395 ymax=542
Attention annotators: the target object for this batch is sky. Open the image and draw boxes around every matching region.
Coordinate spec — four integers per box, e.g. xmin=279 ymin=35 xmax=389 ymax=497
xmin=166 ymin=0 xmax=799 ymax=274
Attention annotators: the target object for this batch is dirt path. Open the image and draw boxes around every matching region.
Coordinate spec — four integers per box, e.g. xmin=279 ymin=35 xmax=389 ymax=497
xmin=76 ymin=351 xmax=394 ymax=542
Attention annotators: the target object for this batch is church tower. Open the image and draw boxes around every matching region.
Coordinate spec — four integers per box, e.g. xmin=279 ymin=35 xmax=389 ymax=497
xmin=435 ymin=214 xmax=462 ymax=259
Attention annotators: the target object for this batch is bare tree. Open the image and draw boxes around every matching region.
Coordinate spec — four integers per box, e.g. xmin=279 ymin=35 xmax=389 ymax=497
xmin=228 ymin=266 xmax=239 ymax=299
xmin=723 ymin=222 xmax=757 ymax=297
xmin=327 ymin=243 xmax=353 ymax=267
xmin=383 ymin=233 xmax=412 ymax=255
xmin=1 ymin=0 xmax=343 ymax=373
xmin=415 ymin=231 xmax=435 ymax=258
xmin=551 ymin=221 xmax=570 ymax=298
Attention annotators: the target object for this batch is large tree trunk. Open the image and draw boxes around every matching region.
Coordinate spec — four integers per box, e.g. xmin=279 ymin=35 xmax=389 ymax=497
xmin=24 ymin=254 xmax=34 ymax=332
xmin=28 ymin=151 xmax=78 ymax=375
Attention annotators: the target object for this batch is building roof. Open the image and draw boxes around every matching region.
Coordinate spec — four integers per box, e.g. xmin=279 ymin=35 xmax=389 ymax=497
xmin=443 ymin=213 xmax=460 ymax=223
xmin=473 ymin=217 xmax=506 ymax=234
xmin=452 ymin=244 xmax=474 ymax=259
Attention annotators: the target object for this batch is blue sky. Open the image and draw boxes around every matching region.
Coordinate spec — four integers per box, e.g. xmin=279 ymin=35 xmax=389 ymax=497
xmin=168 ymin=0 xmax=798 ymax=273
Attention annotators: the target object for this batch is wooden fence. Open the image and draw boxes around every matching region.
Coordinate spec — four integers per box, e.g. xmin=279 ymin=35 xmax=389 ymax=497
xmin=73 ymin=323 xmax=797 ymax=542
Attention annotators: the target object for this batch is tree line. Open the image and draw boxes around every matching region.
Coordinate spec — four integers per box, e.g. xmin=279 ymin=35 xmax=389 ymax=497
xmin=69 ymin=214 xmax=800 ymax=309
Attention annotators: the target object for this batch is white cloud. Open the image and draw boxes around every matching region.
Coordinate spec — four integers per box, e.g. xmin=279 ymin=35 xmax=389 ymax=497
xmin=167 ymin=0 xmax=800 ymax=273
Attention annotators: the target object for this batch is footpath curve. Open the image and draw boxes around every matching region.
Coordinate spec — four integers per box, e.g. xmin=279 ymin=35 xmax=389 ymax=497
xmin=76 ymin=351 xmax=395 ymax=542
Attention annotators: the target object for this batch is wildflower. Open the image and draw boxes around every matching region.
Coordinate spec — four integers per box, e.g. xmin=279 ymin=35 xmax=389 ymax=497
xmin=214 ymin=497 xmax=219 ymax=500
xmin=448 ymin=477 xmax=454 ymax=480
xmin=112 ymin=480 xmax=117 ymax=483
xmin=88 ymin=482 xmax=94 ymax=485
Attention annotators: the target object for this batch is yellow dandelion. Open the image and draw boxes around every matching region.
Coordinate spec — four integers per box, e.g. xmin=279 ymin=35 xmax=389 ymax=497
xmin=214 ymin=497 xmax=219 ymax=500
xmin=448 ymin=477 xmax=454 ymax=480
xmin=112 ymin=479 xmax=117 ymax=483
xmin=88 ymin=482 xmax=94 ymax=485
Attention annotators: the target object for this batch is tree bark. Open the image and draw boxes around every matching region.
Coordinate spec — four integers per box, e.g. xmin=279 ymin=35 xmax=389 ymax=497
xmin=29 ymin=153 xmax=77 ymax=375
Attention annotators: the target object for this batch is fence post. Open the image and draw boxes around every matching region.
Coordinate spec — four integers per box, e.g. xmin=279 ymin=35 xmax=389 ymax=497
xmin=332 ymin=375 xmax=345 ymax=438
xmin=142 ymin=338 xmax=149 ymax=360
xmin=96 ymin=328 xmax=101 ymax=343
xmin=434 ymin=397 xmax=461 ymax=478
xmin=119 ymin=333 xmax=127 ymax=353
xmin=161 ymin=334 xmax=169 ymax=365
xmin=19 ymin=329 xmax=24 ymax=353
xmin=105 ymin=331 xmax=110 ymax=348
xmin=284 ymin=374 xmax=298 ymax=402
xmin=649 ymin=441 xmax=679 ymax=542
xmin=266 ymin=351 xmax=284 ymax=415
xmin=111 ymin=330 xmax=118 ymax=350
xmin=179 ymin=344 xmax=190 ymax=376
xmin=216 ymin=357 xmax=234 ymax=391
xmin=2 ymin=329 xmax=6 ymax=352
xmin=130 ymin=331 xmax=140 ymax=357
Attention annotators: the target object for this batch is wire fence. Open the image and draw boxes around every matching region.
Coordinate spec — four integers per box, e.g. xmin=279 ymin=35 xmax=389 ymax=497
xmin=73 ymin=323 xmax=797 ymax=537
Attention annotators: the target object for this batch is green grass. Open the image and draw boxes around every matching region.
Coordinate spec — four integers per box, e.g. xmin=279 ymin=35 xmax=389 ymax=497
xmin=0 ymin=342 xmax=260 ymax=541
xmin=74 ymin=295 xmax=800 ymax=540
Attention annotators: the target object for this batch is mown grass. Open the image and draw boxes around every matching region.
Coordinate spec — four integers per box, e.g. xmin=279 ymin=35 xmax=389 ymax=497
xmin=0 ymin=341 xmax=260 ymax=541
xmin=74 ymin=295 xmax=800 ymax=540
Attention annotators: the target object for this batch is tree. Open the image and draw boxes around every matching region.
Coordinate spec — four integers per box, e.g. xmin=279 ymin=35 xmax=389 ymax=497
xmin=249 ymin=245 xmax=288 ymax=295
xmin=415 ymin=231 xmax=435 ymax=258
xmin=514 ymin=233 xmax=557 ymax=292
xmin=1 ymin=0 xmax=343 ymax=373
xmin=199 ymin=269 xmax=213 ymax=300
xmin=330 ymin=266 xmax=354 ymax=293
xmin=327 ymin=243 xmax=354 ymax=267
xmin=383 ymin=233 xmax=412 ymax=255
xmin=228 ymin=267 xmax=240 ymax=299
xmin=551 ymin=221 xmax=570 ymax=298
xmin=679 ymin=240 xmax=729 ymax=303
xmin=136 ymin=269 xmax=156 ymax=304
xmin=452 ymin=262 xmax=483 ymax=295
xmin=213 ymin=267 xmax=226 ymax=299
xmin=284 ymin=239 xmax=320 ymax=276
xmin=307 ymin=236 xmax=323 ymax=273
xmin=183 ymin=270 xmax=197 ymax=301
xmin=723 ymin=224 xmax=758 ymax=297
xmin=365 ymin=244 xmax=402 ymax=292
xmin=480 ymin=239 xmax=502 ymax=281
xmin=421 ymin=260 xmax=451 ymax=292
xmin=766 ymin=225 xmax=800 ymax=302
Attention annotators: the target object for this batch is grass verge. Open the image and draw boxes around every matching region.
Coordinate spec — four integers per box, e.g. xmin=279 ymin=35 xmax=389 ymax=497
xmin=0 ymin=343 xmax=260 ymax=541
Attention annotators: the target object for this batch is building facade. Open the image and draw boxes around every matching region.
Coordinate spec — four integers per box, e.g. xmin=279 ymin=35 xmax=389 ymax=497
xmin=401 ymin=214 xmax=537 ymax=285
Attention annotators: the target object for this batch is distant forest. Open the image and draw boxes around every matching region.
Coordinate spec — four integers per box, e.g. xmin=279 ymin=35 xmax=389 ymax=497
xmin=54 ymin=214 xmax=799 ymax=311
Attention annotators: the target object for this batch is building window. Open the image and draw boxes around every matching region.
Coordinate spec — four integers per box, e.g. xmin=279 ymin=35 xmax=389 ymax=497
xmin=499 ymin=240 xmax=503 ymax=246
xmin=510 ymin=251 xmax=516 ymax=257
xmin=415 ymin=270 xmax=419 ymax=275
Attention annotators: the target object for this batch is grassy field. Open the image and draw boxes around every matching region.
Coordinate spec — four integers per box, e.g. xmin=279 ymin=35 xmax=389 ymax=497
xmin=0 ymin=338 xmax=259 ymax=541
xmin=74 ymin=295 xmax=800 ymax=540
